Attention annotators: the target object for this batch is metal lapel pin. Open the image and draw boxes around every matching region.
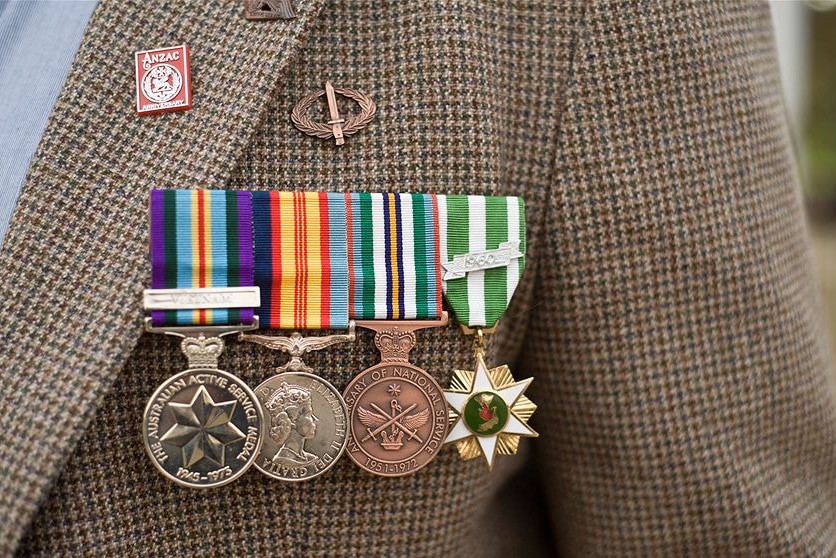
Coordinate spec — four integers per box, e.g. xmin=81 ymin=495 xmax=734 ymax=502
xmin=291 ymin=81 xmax=376 ymax=146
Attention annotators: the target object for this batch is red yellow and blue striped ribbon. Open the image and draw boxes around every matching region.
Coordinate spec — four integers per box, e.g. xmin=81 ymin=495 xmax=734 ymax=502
xmin=252 ymin=191 xmax=348 ymax=330
xmin=149 ymin=189 xmax=254 ymax=326
xmin=346 ymin=192 xmax=442 ymax=320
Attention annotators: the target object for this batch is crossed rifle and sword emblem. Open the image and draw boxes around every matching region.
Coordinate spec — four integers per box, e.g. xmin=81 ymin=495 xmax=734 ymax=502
xmin=358 ymin=387 xmax=429 ymax=451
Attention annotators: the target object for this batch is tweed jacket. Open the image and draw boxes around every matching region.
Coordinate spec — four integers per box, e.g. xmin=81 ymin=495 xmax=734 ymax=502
xmin=1 ymin=1 xmax=834 ymax=556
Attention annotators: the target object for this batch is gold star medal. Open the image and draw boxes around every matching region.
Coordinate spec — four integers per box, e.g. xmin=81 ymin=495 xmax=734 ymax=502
xmin=438 ymin=195 xmax=537 ymax=468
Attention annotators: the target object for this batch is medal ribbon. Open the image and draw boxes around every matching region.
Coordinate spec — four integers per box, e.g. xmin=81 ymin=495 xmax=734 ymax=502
xmin=252 ymin=191 xmax=348 ymax=330
xmin=149 ymin=190 xmax=462 ymax=328
xmin=438 ymin=195 xmax=526 ymax=328
xmin=150 ymin=189 xmax=254 ymax=326
xmin=346 ymin=192 xmax=443 ymax=320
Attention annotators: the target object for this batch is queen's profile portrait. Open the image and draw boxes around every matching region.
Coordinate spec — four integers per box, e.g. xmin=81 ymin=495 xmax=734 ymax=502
xmin=265 ymin=382 xmax=319 ymax=466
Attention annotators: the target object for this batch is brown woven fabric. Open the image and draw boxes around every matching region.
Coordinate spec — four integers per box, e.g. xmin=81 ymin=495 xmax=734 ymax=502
xmin=2 ymin=0 xmax=833 ymax=556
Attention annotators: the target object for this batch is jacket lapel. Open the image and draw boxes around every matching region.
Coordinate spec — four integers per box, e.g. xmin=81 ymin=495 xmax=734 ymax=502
xmin=0 ymin=0 xmax=325 ymax=550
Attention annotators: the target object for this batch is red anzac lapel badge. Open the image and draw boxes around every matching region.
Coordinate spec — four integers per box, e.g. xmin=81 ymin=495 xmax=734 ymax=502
xmin=135 ymin=44 xmax=192 ymax=116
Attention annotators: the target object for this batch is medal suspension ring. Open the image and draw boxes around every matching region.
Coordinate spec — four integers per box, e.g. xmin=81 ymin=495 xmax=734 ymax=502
xmin=291 ymin=87 xmax=376 ymax=139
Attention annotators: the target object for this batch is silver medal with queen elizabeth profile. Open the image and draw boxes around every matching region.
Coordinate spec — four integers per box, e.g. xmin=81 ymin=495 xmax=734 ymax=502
xmin=253 ymin=372 xmax=348 ymax=481
xmin=239 ymin=326 xmax=354 ymax=481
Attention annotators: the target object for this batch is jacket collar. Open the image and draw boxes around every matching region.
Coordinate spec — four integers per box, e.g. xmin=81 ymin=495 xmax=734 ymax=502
xmin=0 ymin=0 xmax=325 ymax=550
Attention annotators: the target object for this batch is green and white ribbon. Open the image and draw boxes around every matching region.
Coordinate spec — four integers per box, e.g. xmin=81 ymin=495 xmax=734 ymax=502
xmin=438 ymin=195 xmax=526 ymax=328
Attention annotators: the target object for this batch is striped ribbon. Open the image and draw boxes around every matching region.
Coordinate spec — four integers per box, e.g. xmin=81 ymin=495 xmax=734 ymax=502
xmin=346 ymin=192 xmax=443 ymax=320
xmin=253 ymin=191 xmax=348 ymax=330
xmin=150 ymin=189 xmax=254 ymax=326
xmin=149 ymin=190 xmax=517 ymax=330
xmin=438 ymin=195 xmax=526 ymax=328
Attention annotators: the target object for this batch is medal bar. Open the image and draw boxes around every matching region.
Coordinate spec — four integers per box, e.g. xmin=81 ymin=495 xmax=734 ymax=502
xmin=140 ymin=189 xmax=534 ymax=487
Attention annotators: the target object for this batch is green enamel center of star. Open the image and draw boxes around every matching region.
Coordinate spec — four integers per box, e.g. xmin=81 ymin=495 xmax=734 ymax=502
xmin=463 ymin=391 xmax=509 ymax=437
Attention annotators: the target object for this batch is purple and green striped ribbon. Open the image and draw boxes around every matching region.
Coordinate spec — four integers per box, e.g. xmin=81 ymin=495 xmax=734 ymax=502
xmin=150 ymin=189 xmax=254 ymax=326
xmin=346 ymin=192 xmax=443 ymax=320
xmin=438 ymin=195 xmax=526 ymax=328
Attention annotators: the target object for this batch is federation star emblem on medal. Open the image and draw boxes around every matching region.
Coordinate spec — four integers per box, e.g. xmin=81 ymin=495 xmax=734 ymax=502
xmin=443 ymin=354 xmax=538 ymax=468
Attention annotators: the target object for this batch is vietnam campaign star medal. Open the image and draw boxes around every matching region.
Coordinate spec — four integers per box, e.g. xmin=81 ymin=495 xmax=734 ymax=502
xmin=444 ymin=330 xmax=537 ymax=468
xmin=438 ymin=195 xmax=538 ymax=468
